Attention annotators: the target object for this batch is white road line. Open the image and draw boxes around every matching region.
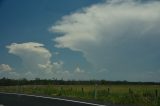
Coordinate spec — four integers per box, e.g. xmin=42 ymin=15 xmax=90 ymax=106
xmin=0 ymin=92 xmax=106 ymax=106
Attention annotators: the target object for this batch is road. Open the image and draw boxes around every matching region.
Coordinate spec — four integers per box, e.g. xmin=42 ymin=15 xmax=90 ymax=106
xmin=0 ymin=92 xmax=106 ymax=106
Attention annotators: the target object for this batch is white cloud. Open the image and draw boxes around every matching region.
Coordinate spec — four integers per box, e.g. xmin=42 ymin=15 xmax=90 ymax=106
xmin=54 ymin=52 xmax=60 ymax=55
xmin=72 ymin=67 xmax=88 ymax=80
xmin=74 ymin=67 xmax=85 ymax=73
xmin=6 ymin=42 xmax=88 ymax=80
xmin=6 ymin=42 xmax=65 ymax=79
xmin=51 ymin=0 xmax=160 ymax=81
xmin=0 ymin=64 xmax=20 ymax=79
xmin=7 ymin=42 xmax=51 ymax=67
xmin=8 ymin=72 xmax=20 ymax=79
xmin=0 ymin=64 xmax=12 ymax=72
xmin=38 ymin=61 xmax=63 ymax=72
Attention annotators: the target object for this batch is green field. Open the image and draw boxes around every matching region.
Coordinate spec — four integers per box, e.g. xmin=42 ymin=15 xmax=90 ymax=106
xmin=0 ymin=85 xmax=160 ymax=106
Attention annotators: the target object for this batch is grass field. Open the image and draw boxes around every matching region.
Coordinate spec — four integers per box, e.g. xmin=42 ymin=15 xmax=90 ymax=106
xmin=0 ymin=85 xmax=160 ymax=106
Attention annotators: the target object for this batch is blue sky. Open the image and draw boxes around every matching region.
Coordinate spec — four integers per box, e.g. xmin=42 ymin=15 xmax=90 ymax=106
xmin=0 ymin=0 xmax=160 ymax=82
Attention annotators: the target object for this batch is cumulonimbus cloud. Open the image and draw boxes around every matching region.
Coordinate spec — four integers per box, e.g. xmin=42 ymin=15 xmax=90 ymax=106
xmin=50 ymin=0 xmax=160 ymax=81
xmin=6 ymin=42 xmax=64 ymax=79
xmin=6 ymin=42 xmax=89 ymax=80
xmin=7 ymin=42 xmax=52 ymax=67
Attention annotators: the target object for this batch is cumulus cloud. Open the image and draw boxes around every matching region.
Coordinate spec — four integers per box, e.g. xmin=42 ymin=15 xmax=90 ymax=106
xmin=0 ymin=64 xmax=12 ymax=72
xmin=74 ymin=67 xmax=85 ymax=73
xmin=6 ymin=42 xmax=65 ymax=79
xmin=0 ymin=64 xmax=20 ymax=79
xmin=50 ymin=0 xmax=160 ymax=81
xmin=72 ymin=67 xmax=89 ymax=80
xmin=6 ymin=42 xmax=90 ymax=80
xmin=7 ymin=72 xmax=20 ymax=79
xmin=7 ymin=42 xmax=52 ymax=68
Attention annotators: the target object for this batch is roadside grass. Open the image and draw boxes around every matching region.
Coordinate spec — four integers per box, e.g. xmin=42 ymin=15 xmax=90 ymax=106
xmin=0 ymin=85 xmax=160 ymax=106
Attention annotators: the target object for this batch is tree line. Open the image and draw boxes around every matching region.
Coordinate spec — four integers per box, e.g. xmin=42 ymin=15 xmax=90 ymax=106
xmin=0 ymin=77 xmax=159 ymax=86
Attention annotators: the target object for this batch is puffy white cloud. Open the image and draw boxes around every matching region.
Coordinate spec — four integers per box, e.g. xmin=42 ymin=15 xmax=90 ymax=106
xmin=6 ymin=42 xmax=64 ymax=79
xmin=6 ymin=42 xmax=89 ymax=80
xmin=0 ymin=64 xmax=12 ymax=72
xmin=0 ymin=64 xmax=20 ymax=79
xmin=38 ymin=61 xmax=63 ymax=72
xmin=7 ymin=42 xmax=51 ymax=67
xmin=24 ymin=71 xmax=34 ymax=79
xmin=72 ymin=67 xmax=88 ymax=80
xmin=8 ymin=72 xmax=20 ymax=79
xmin=74 ymin=67 xmax=85 ymax=73
xmin=51 ymin=0 xmax=160 ymax=81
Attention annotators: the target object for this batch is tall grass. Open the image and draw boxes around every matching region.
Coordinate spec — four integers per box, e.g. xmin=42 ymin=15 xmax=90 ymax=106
xmin=0 ymin=85 xmax=160 ymax=106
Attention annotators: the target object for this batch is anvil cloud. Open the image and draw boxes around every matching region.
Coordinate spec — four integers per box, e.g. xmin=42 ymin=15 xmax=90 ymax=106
xmin=51 ymin=0 xmax=160 ymax=81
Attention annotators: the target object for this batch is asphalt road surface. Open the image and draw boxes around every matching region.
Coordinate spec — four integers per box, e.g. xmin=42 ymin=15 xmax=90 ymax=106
xmin=0 ymin=92 xmax=106 ymax=106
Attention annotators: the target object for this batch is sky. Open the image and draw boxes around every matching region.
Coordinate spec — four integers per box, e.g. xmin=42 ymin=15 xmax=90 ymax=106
xmin=0 ymin=0 xmax=160 ymax=82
